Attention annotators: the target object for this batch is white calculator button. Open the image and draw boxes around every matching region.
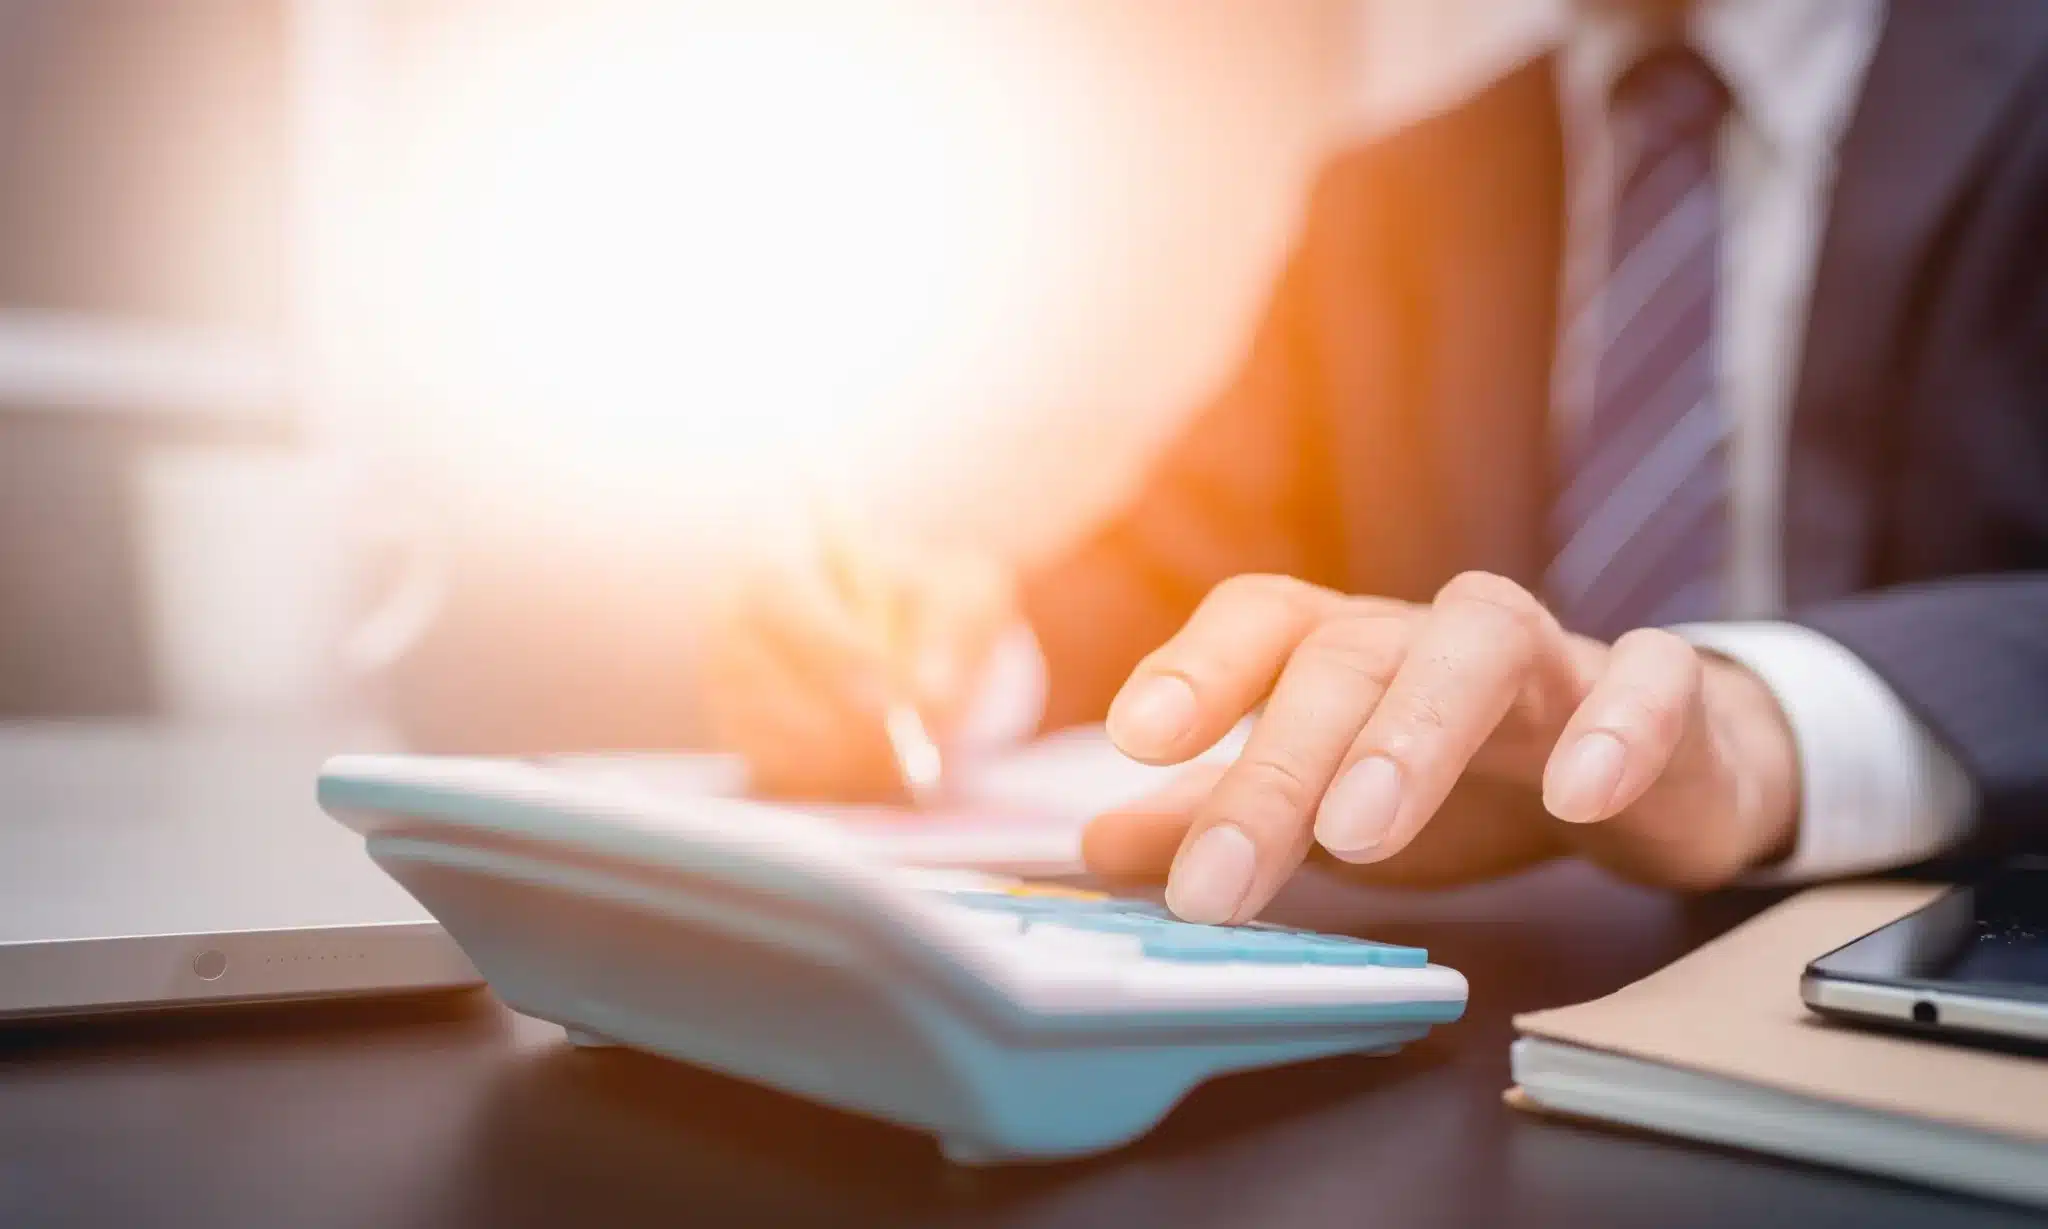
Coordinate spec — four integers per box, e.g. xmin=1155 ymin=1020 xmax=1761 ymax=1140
xmin=1012 ymin=923 xmax=1146 ymax=964
xmin=982 ymin=927 xmax=1137 ymax=1012
xmin=939 ymin=907 xmax=1028 ymax=941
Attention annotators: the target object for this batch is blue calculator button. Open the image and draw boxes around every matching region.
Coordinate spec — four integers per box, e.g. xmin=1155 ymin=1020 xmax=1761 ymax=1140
xmin=1293 ymin=934 xmax=1429 ymax=968
xmin=937 ymin=890 xmax=1428 ymax=967
xmin=1131 ymin=925 xmax=1260 ymax=963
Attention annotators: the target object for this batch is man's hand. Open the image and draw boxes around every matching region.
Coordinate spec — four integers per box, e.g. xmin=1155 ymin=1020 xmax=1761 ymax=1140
xmin=1081 ymin=572 xmax=1800 ymax=923
xmin=698 ymin=525 xmax=1019 ymax=801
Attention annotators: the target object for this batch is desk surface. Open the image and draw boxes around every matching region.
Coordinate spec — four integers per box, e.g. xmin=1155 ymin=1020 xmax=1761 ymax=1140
xmin=1 ymin=861 xmax=2037 ymax=1229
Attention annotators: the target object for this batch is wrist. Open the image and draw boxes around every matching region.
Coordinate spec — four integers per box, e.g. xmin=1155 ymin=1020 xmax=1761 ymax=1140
xmin=1703 ymin=657 xmax=1801 ymax=871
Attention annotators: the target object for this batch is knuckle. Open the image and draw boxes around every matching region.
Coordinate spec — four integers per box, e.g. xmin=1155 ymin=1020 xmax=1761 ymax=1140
xmin=1159 ymin=574 xmax=1335 ymax=683
xmin=1437 ymin=570 xmax=1535 ymax=613
xmin=1341 ymin=593 xmax=1422 ymax=625
xmin=1297 ymin=614 xmax=1407 ymax=686
xmin=1222 ymin=755 xmax=1320 ymax=830
xmin=1437 ymin=571 xmax=1546 ymax=639
xmin=1212 ymin=572 xmax=1299 ymax=609
xmin=1382 ymin=691 xmax=1453 ymax=745
xmin=1211 ymin=572 xmax=1343 ymax=623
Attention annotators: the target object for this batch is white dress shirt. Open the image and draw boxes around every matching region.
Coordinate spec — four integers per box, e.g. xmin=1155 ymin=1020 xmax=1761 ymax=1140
xmin=979 ymin=0 xmax=1975 ymax=882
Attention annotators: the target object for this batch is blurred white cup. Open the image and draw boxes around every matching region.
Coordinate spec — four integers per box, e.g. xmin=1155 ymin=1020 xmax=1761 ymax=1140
xmin=133 ymin=447 xmax=442 ymax=721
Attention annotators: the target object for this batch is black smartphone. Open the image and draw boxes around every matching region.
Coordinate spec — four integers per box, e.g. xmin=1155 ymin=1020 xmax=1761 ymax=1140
xmin=1802 ymin=859 xmax=2048 ymax=1048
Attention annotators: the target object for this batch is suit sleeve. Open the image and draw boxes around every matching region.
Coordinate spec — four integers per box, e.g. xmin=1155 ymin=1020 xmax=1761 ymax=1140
xmin=1790 ymin=83 xmax=2048 ymax=863
xmin=1798 ymin=577 xmax=2048 ymax=861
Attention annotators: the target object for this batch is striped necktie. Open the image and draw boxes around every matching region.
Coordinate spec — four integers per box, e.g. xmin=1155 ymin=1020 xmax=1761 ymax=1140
xmin=1548 ymin=45 xmax=1730 ymax=641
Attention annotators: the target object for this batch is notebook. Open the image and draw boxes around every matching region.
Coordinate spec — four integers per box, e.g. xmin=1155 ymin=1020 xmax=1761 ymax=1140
xmin=1509 ymin=881 xmax=2048 ymax=1209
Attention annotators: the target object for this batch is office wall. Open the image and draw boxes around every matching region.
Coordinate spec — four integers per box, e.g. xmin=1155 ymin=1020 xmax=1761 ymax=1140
xmin=0 ymin=0 xmax=291 ymax=718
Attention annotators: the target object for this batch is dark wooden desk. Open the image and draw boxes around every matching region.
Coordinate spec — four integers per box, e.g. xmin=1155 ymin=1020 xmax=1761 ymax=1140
xmin=2 ymin=862 xmax=2036 ymax=1229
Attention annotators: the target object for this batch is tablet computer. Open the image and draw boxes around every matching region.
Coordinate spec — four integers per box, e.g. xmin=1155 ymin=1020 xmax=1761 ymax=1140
xmin=0 ymin=724 xmax=478 ymax=1022
xmin=1802 ymin=859 xmax=2048 ymax=1047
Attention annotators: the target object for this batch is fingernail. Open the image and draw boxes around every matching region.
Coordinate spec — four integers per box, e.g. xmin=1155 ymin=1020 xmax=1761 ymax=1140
xmin=1315 ymin=756 xmax=1402 ymax=857
xmin=1165 ymin=823 xmax=1256 ymax=924
xmin=1107 ymin=675 xmax=1196 ymax=755
xmin=1545 ymin=731 xmax=1626 ymax=823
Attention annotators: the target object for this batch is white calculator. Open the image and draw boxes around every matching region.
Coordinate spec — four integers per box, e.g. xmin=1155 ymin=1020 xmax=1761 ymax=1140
xmin=318 ymin=754 xmax=1468 ymax=1163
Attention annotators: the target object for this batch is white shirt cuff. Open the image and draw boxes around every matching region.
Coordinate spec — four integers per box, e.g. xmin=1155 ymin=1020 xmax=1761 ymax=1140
xmin=953 ymin=623 xmax=1049 ymax=751
xmin=1670 ymin=620 xmax=1977 ymax=884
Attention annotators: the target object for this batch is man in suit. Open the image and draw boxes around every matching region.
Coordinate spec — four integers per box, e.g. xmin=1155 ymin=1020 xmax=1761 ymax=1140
xmin=597 ymin=0 xmax=2048 ymax=923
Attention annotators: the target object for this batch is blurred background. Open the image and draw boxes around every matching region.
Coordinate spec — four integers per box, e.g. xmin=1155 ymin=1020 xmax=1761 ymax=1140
xmin=0 ymin=0 xmax=1550 ymax=736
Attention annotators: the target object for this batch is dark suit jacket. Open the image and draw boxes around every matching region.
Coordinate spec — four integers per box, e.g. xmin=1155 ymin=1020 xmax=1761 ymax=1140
xmin=1022 ymin=0 xmax=2048 ymax=862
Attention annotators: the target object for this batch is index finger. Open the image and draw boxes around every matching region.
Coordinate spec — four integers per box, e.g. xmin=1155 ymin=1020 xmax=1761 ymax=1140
xmin=1106 ymin=576 xmax=1405 ymax=764
xmin=1161 ymin=609 xmax=1410 ymax=923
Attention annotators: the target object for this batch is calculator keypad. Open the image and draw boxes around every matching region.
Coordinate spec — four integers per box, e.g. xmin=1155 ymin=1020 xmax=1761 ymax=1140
xmin=936 ymin=889 xmax=1427 ymax=968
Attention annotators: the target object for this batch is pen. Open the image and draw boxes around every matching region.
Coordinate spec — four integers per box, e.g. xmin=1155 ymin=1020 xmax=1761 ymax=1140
xmin=811 ymin=489 xmax=946 ymax=807
xmin=882 ymin=701 xmax=945 ymax=808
